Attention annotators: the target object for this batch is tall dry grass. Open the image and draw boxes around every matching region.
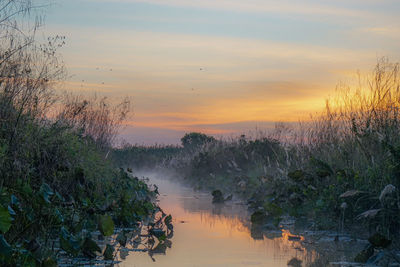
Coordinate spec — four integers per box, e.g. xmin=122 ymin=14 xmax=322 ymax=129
xmin=157 ymin=58 xmax=400 ymax=235
xmin=287 ymin=58 xmax=400 ymax=187
xmin=56 ymin=94 xmax=131 ymax=149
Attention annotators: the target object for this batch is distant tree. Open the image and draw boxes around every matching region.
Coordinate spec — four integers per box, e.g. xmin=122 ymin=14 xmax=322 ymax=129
xmin=180 ymin=132 xmax=215 ymax=151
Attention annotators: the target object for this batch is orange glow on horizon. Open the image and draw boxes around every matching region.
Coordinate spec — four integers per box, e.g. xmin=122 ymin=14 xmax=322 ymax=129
xmin=121 ymin=95 xmax=327 ymax=134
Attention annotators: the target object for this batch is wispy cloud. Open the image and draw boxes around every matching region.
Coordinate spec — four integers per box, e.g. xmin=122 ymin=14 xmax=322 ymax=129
xmin=361 ymin=26 xmax=400 ymax=39
xmin=47 ymin=26 xmax=379 ymax=128
xmin=88 ymin=0 xmax=374 ymax=19
xmin=45 ymin=0 xmax=400 ymax=143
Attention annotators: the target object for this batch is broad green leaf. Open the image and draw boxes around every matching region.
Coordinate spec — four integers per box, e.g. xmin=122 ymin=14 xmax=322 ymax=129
xmin=22 ymin=183 xmax=33 ymax=196
xmin=165 ymin=214 xmax=172 ymax=225
xmin=158 ymin=234 xmax=167 ymax=241
xmin=0 ymin=206 xmax=12 ymax=233
xmin=151 ymin=242 xmax=167 ymax=254
xmin=59 ymin=227 xmax=81 ymax=256
xmin=82 ymin=237 xmax=101 ymax=258
xmin=116 ymin=232 xmax=127 ymax=247
xmin=42 ymin=257 xmax=57 ymax=267
xmin=21 ymin=254 xmax=36 ymax=267
xmin=165 ymin=214 xmax=173 ymax=231
xmin=98 ymin=215 xmax=114 ymax=236
xmin=0 ymin=235 xmax=12 ymax=257
xmin=120 ymin=249 xmax=129 ymax=260
xmin=103 ymin=244 xmax=114 ymax=260
xmin=150 ymin=228 xmax=166 ymax=240
xmin=60 ymin=236 xmax=75 ymax=256
xmin=143 ymin=202 xmax=153 ymax=213
xmin=60 ymin=235 xmax=81 ymax=257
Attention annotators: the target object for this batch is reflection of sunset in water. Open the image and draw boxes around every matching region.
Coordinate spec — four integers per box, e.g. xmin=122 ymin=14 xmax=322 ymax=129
xmin=282 ymin=229 xmax=304 ymax=241
xmin=122 ymin=175 xmax=316 ymax=266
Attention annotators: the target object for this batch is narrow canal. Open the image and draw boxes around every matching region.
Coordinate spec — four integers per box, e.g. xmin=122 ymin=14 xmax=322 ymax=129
xmin=121 ymin=174 xmax=319 ymax=267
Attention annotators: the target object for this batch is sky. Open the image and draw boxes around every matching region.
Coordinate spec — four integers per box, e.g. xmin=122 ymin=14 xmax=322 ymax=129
xmin=43 ymin=0 xmax=400 ymax=144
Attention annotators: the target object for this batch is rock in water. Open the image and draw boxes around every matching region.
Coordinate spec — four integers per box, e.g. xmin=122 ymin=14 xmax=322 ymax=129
xmin=368 ymin=233 xmax=391 ymax=248
xmin=287 ymin=257 xmax=302 ymax=267
xmin=354 ymin=244 xmax=374 ymax=263
xmin=250 ymin=211 xmax=267 ymax=225
xmin=211 ymin=190 xmax=224 ymax=203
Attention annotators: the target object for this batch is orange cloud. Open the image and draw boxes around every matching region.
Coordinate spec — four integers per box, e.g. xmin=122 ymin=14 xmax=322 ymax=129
xmin=44 ymin=27 xmax=390 ymax=139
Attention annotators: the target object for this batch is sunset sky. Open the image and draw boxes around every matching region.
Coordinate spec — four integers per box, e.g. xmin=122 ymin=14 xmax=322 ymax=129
xmin=44 ymin=0 xmax=400 ymax=144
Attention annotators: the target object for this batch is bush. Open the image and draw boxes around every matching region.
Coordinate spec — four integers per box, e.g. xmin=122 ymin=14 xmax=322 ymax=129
xmin=119 ymin=59 xmax=400 ymax=240
xmin=0 ymin=1 xmax=170 ymax=265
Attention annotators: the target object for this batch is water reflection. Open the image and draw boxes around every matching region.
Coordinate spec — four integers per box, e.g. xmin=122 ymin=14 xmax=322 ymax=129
xmin=121 ymin=174 xmax=359 ymax=267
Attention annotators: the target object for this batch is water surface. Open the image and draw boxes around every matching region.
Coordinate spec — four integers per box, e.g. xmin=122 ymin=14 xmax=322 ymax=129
xmin=121 ymin=174 xmax=315 ymax=267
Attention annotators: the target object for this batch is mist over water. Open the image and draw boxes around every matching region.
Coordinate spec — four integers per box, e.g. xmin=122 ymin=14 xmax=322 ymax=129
xmin=2 ymin=1 xmax=399 ymax=266
xmin=122 ymin=172 xmax=316 ymax=267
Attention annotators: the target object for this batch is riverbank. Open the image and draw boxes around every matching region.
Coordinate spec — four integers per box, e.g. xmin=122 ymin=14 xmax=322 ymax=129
xmin=0 ymin=37 xmax=169 ymax=265
xmin=0 ymin=1 xmax=176 ymax=262
xmin=0 ymin=111 xmax=170 ymax=266
xmin=136 ymin=155 xmax=400 ymax=265
xmin=112 ymin=60 xmax=400 ymax=265
xmin=128 ymin=172 xmax=391 ymax=266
